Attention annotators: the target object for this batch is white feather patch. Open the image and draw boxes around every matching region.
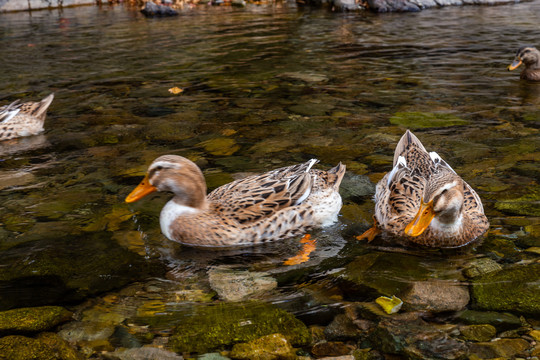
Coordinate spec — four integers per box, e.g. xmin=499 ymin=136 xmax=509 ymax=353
xmin=429 ymin=152 xmax=456 ymax=174
xmin=1 ymin=109 xmax=20 ymax=123
xmin=387 ymin=156 xmax=407 ymax=187
xmin=160 ymin=200 xmax=198 ymax=240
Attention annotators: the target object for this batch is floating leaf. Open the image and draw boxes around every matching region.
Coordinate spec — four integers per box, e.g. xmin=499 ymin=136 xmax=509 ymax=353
xmin=375 ymin=295 xmax=403 ymax=314
xmin=168 ymin=86 xmax=184 ymax=95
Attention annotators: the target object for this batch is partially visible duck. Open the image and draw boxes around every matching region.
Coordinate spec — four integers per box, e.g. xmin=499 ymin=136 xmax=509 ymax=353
xmin=357 ymin=130 xmax=489 ymax=248
xmin=0 ymin=93 xmax=54 ymax=141
xmin=508 ymin=46 xmax=540 ymax=81
xmin=126 ymin=155 xmax=346 ymax=247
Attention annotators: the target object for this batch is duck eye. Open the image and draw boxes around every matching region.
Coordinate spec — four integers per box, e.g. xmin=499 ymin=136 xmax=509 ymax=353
xmin=155 ymin=166 xmax=163 ymax=171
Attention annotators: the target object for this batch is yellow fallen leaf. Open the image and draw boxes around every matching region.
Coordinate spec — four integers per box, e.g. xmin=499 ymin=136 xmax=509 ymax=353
xmin=375 ymin=295 xmax=403 ymax=314
xmin=168 ymin=86 xmax=184 ymax=95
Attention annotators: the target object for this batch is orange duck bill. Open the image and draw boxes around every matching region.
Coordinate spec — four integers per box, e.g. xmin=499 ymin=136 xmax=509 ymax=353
xmin=507 ymin=59 xmax=522 ymax=71
xmin=404 ymin=200 xmax=435 ymax=237
xmin=125 ymin=174 xmax=157 ymax=203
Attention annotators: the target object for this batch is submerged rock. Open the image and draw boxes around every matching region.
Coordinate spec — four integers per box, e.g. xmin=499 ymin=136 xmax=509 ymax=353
xmin=0 ymin=233 xmax=164 ymax=310
xmin=229 ymin=333 xmax=296 ymax=360
xmin=0 ymin=333 xmax=83 ymax=360
xmin=471 ymin=263 xmax=540 ymax=315
xmin=389 ymin=111 xmax=469 ymax=129
xmin=469 ymin=338 xmax=531 ymax=359
xmin=401 ymin=280 xmax=470 ymax=312
xmin=372 ymin=313 xmax=467 ymax=359
xmin=169 ymin=302 xmax=311 ymax=354
xmin=463 ymin=258 xmax=502 ymax=279
xmin=366 ymin=0 xmax=523 ymax=12
xmin=104 ymin=346 xmax=184 ymax=360
xmin=140 ymin=1 xmax=179 ymax=17
xmin=207 ymin=266 xmax=277 ymax=302
xmin=455 ymin=309 xmax=522 ymax=331
xmin=459 ymin=324 xmax=496 ymax=342
xmin=0 ymin=306 xmax=72 ymax=334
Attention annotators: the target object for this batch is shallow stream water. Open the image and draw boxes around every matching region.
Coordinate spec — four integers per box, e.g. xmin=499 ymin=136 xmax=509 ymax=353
xmin=0 ymin=1 xmax=539 ymax=358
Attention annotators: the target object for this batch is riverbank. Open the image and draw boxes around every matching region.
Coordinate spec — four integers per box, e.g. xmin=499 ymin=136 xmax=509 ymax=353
xmin=0 ymin=0 xmax=533 ymax=13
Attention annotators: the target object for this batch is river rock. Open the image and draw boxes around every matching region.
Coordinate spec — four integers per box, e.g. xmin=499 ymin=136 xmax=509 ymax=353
xmin=140 ymin=1 xmax=179 ymax=17
xmin=0 ymin=306 xmax=72 ymax=334
xmin=366 ymin=0 xmax=522 ymax=12
xmin=339 ymin=173 xmax=375 ymax=202
xmin=229 ymin=333 xmax=296 ymax=360
xmin=207 ymin=266 xmax=277 ymax=302
xmin=198 ymin=353 xmax=231 ymax=360
xmin=471 ymin=262 xmax=540 ymax=315
xmin=469 ymin=338 xmax=531 ymax=358
xmin=104 ymin=346 xmax=184 ymax=360
xmin=169 ymin=302 xmax=310 ymax=353
xmin=459 ymin=324 xmax=496 ymax=342
xmin=0 ymin=333 xmax=83 ymax=360
xmin=463 ymin=257 xmax=502 ymax=278
xmin=455 ymin=309 xmax=522 ymax=331
xmin=371 ymin=313 xmax=467 ymax=359
xmin=58 ymin=321 xmax=116 ymax=343
xmin=311 ymin=341 xmax=355 ymax=357
xmin=401 ymin=280 xmax=470 ymax=312
xmin=0 ymin=234 xmax=164 ymax=310
xmin=324 ymin=314 xmax=362 ymax=341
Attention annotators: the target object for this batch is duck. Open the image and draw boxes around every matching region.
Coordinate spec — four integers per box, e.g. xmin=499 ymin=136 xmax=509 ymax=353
xmin=507 ymin=46 xmax=540 ymax=81
xmin=0 ymin=93 xmax=55 ymax=141
xmin=125 ymin=155 xmax=346 ymax=247
xmin=357 ymin=130 xmax=489 ymax=248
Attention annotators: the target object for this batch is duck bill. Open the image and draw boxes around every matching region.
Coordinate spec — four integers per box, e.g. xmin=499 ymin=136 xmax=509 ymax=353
xmin=507 ymin=59 xmax=522 ymax=71
xmin=125 ymin=174 xmax=157 ymax=203
xmin=404 ymin=200 xmax=435 ymax=237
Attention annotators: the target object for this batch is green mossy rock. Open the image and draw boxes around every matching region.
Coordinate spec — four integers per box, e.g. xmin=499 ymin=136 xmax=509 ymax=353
xmin=0 ymin=306 xmax=72 ymax=334
xmin=169 ymin=302 xmax=310 ymax=354
xmin=460 ymin=324 xmax=496 ymax=342
xmin=0 ymin=333 xmax=83 ymax=360
xmin=229 ymin=333 xmax=296 ymax=360
xmin=389 ymin=112 xmax=469 ymax=129
xmin=471 ymin=263 xmax=540 ymax=315
xmin=494 ymin=187 xmax=540 ymax=216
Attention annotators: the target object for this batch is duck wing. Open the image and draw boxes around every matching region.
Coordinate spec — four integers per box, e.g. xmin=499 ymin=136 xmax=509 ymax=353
xmin=208 ymin=159 xmax=318 ymax=224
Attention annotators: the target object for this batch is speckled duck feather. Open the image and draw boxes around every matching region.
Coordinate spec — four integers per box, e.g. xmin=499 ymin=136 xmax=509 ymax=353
xmin=373 ymin=130 xmax=489 ymax=247
xmin=0 ymin=93 xmax=54 ymax=141
xmin=128 ymin=155 xmax=346 ymax=247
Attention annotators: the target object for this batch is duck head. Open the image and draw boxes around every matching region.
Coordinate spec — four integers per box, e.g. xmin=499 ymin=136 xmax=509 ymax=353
xmin=125 ymin=155 xmax=207 ymax=209
xmin=404 ymin=171 xmax=464 ymax=237
xmin=508 ymin=46 xmax=540 ymax=71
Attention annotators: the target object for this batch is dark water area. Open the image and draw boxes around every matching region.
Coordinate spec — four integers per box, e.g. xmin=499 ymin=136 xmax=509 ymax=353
xmin=0 ymin=1 xmax=539 ymax=359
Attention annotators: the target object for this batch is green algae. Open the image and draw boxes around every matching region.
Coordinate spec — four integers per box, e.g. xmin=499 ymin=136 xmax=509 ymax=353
xmin=495 ymin=186 xmax=540 ymax=216
xmin=460 ymin=324 xmax=496 ymax=342
xmin=168 ymin=302 xmax=311 ymax=354
xmin=229 ymin=333 xmax=296 ymax=360
xmin=0 ymin=333 xmax=83 ymax=360
xmin=471 ymin=263 xmax=540 ymax=315
xmin=0 ymin=306 xmax=72 ymax=334
xmin=389 ymin=112 xmax=469 ymax=129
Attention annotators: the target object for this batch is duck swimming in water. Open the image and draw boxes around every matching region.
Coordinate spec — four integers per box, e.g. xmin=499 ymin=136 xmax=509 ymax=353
xmin=0 ymin=93 xmax=54 ymax=141
xmin=357 ymin=130 xmax=489 ymax=248
xmin=508 ymin=46 xmax=540 ymax=81
xmin=126 ymin=155 xmax=346 ymax=247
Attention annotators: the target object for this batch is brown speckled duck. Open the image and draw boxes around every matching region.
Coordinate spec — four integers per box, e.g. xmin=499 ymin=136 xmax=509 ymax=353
xmin=0 ymin=93 xmax=54 ymax=141
xmin=357 ymin=130 xmax=489 ymax=248
xmin=508 ymin=46 xmax=540 ymax=81
xmin=126 ymin=155 xmax=346 ymax=247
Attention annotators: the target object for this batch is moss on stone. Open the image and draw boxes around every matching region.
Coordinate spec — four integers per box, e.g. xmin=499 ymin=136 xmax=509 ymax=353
xmin=389 ymin=112 xmax=469 ymax=129
xmin=169 ymin=302 xmax=310 ymax=354
xmin=229 ymin=333 xmax=296 ymax=360
xmin=0 ymin=306 xmax=72 ymax=334
xmin=0 ymin=333 xmax=83 ymax=360
xmin=494 ymin=187 xmax=540 ymax=216
xmin=471 ymin=263 xmax=540 ymax=315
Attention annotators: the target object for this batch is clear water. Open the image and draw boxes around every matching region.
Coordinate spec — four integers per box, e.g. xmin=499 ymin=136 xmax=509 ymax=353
xmin=0 ymin=0 xmax=539 ymax=355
